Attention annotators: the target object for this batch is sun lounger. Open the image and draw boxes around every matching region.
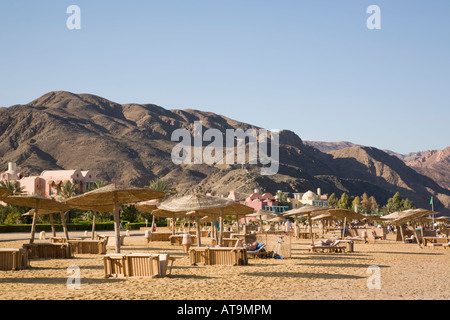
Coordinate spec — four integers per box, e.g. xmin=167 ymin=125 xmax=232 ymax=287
xmin=307 ymin=240 xmax=346 ymax=253
xmin=246 ymin=243 xmax=267 ymax=258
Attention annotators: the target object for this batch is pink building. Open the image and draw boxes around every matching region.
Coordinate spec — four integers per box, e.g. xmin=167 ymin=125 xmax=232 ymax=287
xmin=1 ymin=163 xmax=98 ymax=197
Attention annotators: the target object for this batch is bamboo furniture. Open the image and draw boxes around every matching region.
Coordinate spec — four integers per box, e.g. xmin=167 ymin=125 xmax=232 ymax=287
xmin=189 ymin=247 xmax=248 ymax=266
xmin=103 ymin=253 xmax=175 ymax=278
xmin=23 ymin=243 xmax=73 ymax=259
xmin=0 ymin=249 xmax=30 ymax=271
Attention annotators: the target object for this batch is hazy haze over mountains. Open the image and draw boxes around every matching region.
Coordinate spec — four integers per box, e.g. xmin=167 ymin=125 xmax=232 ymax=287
xmin=1 ymin=91 xmax=449 ymax=214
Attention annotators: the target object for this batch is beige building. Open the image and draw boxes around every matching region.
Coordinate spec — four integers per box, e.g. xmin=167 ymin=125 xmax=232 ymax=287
xmin=290 ymin=188 xmax=328 ymax=208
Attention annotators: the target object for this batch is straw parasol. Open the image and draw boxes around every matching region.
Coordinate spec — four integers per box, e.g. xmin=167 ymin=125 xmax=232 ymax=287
xmin=326 ymin=208 xmax=366 ymax=239
xmin=2 ymin=195 xmax=70 ymax=243
xmin=283 ymin=205 xmax=330 ymax=244
xmin=0 ymin=187 xmax=12 ymax=199
xmin=23 ymin=208 xmax=62 ymax=238
xmin=391 ymin=208 xmax=436 ymax=246
xmin=380 ymin=211 xmax=403 ymax=221
xmin=157 ymin=194 xmax=237 ymax=247
xmin=66 ymin=184 xmax=165 ymax=253
xmin=135 ymin=199 xmax=160 ymax=232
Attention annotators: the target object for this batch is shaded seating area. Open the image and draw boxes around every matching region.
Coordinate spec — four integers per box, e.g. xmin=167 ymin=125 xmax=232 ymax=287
xmin=103 ymin=253 xmax=175 ymax=278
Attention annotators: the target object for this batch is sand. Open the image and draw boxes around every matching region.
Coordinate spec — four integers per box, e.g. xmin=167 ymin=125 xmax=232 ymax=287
xmin=0 ymin=229 xmax=449 ymax=300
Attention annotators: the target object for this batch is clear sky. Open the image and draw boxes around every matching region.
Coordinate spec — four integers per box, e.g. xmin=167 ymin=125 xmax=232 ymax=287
xmin=0 ymin=1 xmax=449 ymax=154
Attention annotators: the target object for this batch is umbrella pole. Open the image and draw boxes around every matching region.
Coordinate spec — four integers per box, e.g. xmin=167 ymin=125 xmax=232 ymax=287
xmin=195 ymin=211 xmax=202 ymax=247
xmin=342 ymin=217 xmax=347 ymax=240
xmin=113 ymin=193 xmax=121 ymax=253
xmin=399 ymin=224 xmax=405 ymax=242
xmin=151 ymin=214 xmax=155 ymax=233
xmin=60 ymin=211 xmax=70 ymax=241
xmin=49 ymin=213 xmax=56 ymax=238
xmin=413 ymin=222 xmax=421 ymax=248
xmin=91 ymin=211 xmax=97 ymax=240
xmin=29 ymin=200 xmax=39 ymax=244
xmin=308 ymin=214 xmax=314 ymax=245
xmin=236 ymin=215 xmax=240 ymax=234
xmin=172 ymin=214 xmax=176 ymax=235
xmin=219 ymin=209 xmax=224 ymax=247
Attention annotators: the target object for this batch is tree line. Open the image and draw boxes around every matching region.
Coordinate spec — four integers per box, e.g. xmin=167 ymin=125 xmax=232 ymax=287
xmin=326 ymin=191 xmax=415 ymax=214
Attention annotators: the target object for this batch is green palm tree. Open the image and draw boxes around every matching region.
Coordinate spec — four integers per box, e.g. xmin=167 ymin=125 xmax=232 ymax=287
xmin=88 ymin=181 xmax=109 ymax=191
xmin=0 ymin=180 xmax=25 ymax=195
xmin=57 ymin=181 xmax=78 ymax=199
xmin=147 ymin=177 xmax=177 ymax=196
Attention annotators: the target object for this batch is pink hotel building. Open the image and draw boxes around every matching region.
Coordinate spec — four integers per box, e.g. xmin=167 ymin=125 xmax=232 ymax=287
xmin=0 ymin=162 xmax=98 ymax=197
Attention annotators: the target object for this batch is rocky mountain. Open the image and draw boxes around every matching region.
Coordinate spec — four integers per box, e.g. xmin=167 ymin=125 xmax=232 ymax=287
xmin=1 ymin=91 xmax=449 ymax=213
xmin=305 ymin=141 xmax=450 ymax=193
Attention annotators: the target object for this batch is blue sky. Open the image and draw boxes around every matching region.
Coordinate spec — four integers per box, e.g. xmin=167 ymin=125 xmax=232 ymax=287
xmin=0 ymin=1 xmax=449 ymax=154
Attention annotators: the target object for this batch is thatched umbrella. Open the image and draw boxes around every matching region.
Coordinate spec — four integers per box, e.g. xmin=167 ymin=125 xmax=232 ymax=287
xmin=135 ymin=199 xmax=159 ymax=232
xmin=283 ymin=205 xmax=330 ymax=243
xmin=2 ymin=195 xmax=70 ymax=244
xmin=65 ymin=184 xmax=165 ymax=253
xmin=23 ymin=208 xmax=62 ymax=238
xmin=0 ymin=187 xmax=12 ymax=199
xmin=151 ymin=208 xmax=190 ymax=235
xmin=267 ymin=216 xmax=286 ymax=231
xmin=390 ymin=208 xmax=435 ymax=246
xmin=192 ymin=203 xmax=254 ymax=242
xmin=380 ymin=211 xmax=403 ymax=221
xmin=326 ymin=209 xmax=366 ymax=239
xmin=157 ymin=194 xmax=237 ymax=247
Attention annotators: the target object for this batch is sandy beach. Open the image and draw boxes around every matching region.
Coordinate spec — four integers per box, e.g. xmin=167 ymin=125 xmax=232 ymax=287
xmin=0 ymin=229 xmax=449 ymax=300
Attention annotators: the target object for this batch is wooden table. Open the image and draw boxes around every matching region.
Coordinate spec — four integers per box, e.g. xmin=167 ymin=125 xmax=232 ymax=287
xmin=189 ymin=247 xmax=248 ymax=266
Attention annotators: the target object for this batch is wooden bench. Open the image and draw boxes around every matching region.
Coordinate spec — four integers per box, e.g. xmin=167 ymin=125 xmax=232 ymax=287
xmin=189 ymin=247 xmax=248 ymax=266
xmin=23 ymin=243 xmax=73 ymax=259
xmin=0 ymin=249 xmax=30 ymax=271
xmin=103 ymin=253 xmax=175 ymax=278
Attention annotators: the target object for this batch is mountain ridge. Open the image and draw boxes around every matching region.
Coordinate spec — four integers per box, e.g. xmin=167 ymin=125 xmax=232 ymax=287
xmin=1 ymin=91 xmax=448 ymax=213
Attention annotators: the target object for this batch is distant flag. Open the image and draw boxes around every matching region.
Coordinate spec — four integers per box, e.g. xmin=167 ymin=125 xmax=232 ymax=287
xmin=429 ymin=197 xmax=433 ymax=205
